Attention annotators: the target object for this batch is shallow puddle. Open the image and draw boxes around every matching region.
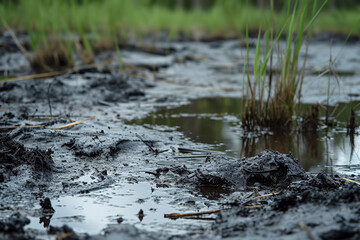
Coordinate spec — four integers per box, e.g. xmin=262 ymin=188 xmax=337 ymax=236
xmin=129 ymin=97 xmax=360 ymax=174
xmin=27 ymin=182 xmax=214 ymax=236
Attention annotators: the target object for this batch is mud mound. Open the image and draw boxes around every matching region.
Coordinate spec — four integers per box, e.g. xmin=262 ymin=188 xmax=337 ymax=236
xmin=212 ymin=176 xmax=360 ymax=239
xmin=155 ymin=150 xmax=308 ymax=190
xmin=0 ymin=134 xmax=53 ymax=182
xmin=0 ymin=212 xmax=32 ymax=240
xmin=200 ymin=150 xmax=307 ymax=189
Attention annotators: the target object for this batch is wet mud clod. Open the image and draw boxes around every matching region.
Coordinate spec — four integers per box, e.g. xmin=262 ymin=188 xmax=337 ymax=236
xmin=0 ymin=134 xmax=53 ymax=182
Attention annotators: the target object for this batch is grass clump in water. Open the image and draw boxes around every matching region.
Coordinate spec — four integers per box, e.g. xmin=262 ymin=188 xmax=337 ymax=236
xmin=242 ymin=0 xmax=328 ymax=131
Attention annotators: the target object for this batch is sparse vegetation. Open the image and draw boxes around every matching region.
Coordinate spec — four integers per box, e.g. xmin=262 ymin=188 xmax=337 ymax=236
xmin=1 ymin=0 xmax=360 ymax=42
xmin=241 ymin=0 xmax=329 ymax=131
xmin=0 ymin=0 xmax=358 ymax=129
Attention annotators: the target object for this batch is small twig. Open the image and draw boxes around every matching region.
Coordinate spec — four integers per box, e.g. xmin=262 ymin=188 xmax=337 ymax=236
xmin=175 ymin=155 xmax=209 ymax=159
xmin=183 ymin=217 xmax=216 ymax=221
xmin=1 ymin=58 xmax=112 ymax=83
xmin=0 ymin=125 xmax=44 ymax=129
xmin=178 ymin=147 xmax=210 ymax=153
xmin=0 ymin=107 xmax=8 ymax=112
xmin=299 ymin=221 xmax=314 ymax=240
xmin=2 ymin=70 xmax=71 ymax=82
xmin=245 ymin=205 xmax=262 ymax=209
xmin=136 ymin=133 xmax=157 ymax=153
xmin=341 ymin=177 xmax=360 ymax=186
xmin=47 ymin=79 xmax=55 ymax=119
xmin=52 ymin=116 xmax=96 ymax=130
xmin=164 ymin=209 xmax=221 ymax=219
xmin=164 ymin=205 xmax=262 ymax=220
xmin=249 ymin=191 xmax=281 ymax=202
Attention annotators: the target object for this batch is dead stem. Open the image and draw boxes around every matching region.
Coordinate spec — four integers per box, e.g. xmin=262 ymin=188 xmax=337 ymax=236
xmin=164 ymin=209 xmax=221 ymax=219
xmin=164 ymin=205 xmax=263 ymax=220
xmin=243 ymin=191 xmax=282 ymax=205
xmin=298 ymin=221 xmax=314 ymax=240
xmin=341 ymin=177 xmax=360 ymax=186
xmin=0 ymin=125 xmax=44 ymax=129
xmin=52 ymin=116 xmax=96 ymax=130
xmin=175 ymin=155 xmax=209 ymax=159
xmin=0 ymin=107 xmax=8 ymax=112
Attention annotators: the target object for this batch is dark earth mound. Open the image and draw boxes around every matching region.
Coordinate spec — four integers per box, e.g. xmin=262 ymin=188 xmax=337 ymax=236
xmin=0 ymin=134 xmax=53 ymax=182
xmin=212 ymin=178 xmax=360 ymax=240
xmin=0 ymin=213 xmax=33 ymax=240
xmin=152 ymin=150 xmax=308 ymax=190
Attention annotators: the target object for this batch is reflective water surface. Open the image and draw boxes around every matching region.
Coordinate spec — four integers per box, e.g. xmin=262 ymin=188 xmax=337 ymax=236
xmin=27 ymin=182 xmax=214 ymax=236
xmin=130 ymin=97 xmax=360 ymax=174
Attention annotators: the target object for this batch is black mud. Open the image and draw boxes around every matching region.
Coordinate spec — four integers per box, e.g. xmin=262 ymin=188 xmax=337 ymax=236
xmin=151 ymin=151 xmax=307 ymax=190
xmin=0 ymin=134 xmax=53 ymax=182
xmin=212 ymin=178 xmax=360 ymax=240
xmin=1 ymin=34 xmax=360 ymax=239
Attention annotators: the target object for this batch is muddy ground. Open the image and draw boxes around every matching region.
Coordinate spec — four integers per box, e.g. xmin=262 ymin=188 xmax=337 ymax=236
xmin=1 ymin=33 xmax=360 ymax=239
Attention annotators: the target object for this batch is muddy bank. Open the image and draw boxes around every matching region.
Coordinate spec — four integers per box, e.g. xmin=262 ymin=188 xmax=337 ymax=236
xmin=1 ymin=34 xmax=360 ymax=239
xmin=212 ymin=179 xmax=360 ymax=240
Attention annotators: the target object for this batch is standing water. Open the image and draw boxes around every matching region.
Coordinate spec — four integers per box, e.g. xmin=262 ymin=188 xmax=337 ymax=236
xmin=129 ymin=97 xmax=360 ymax=174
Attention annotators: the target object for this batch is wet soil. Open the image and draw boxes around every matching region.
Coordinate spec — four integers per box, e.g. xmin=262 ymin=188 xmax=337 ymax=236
xmin=1 ymin=33 xmax=360 ymax=239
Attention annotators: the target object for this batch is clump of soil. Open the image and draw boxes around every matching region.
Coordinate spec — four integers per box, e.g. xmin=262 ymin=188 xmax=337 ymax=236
xmin=0 ymin=212 xmax=32 ymax=240
xmin=212 ymin=176 xmax=360 ymax=239
xmin=0 ymin=134 xmax=53 ymax=182
xmin=153 ymin=150 xmax=308 ymax=190
xmin=202 ymin=150 xmax=307 ymax=189
xmin=30 ymin=42 xmax=73 ymax=73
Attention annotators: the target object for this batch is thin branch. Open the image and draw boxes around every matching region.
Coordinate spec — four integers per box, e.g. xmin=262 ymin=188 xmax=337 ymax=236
xmin=2 ymin=70 xmax=71 ymax=82
xmin=299 ymin=221 xmax=314 ymax=240
xmin=136 ymin=133 xmax=156 ymax=153
xmin=0 ymin=125 xmax=44 ymax=129
xmin=164 ymin=205 xmax=262 ymax=220
xmin=164 ymin=209 xmax=221 ymax=219
xmin=341 ymin=177 xmax=360 ymax=186
xmin=52 ymin=116 xmax=96 ymax=130
xmin=0 ymin=107 xmax=8 ymax=112
xmin=175 ymin=155 xmax=209 ymax=159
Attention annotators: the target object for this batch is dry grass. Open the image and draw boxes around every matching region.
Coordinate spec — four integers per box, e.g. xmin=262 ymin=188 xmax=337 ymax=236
xmin=30 ymin=42 xmax=73 ymax=73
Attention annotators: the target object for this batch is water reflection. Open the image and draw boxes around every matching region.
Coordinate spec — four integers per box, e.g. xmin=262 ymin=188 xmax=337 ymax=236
xmin=130 ymin=98 xmax=360 ymax=173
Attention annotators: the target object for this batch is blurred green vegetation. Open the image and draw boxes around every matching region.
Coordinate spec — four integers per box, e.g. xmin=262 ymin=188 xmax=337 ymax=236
xmin=1 ymin=0 xmax=360 ymax=41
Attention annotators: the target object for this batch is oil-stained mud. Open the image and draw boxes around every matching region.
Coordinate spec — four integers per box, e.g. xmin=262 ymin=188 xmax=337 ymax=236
xmin=0 ymin=213 xmax=32 ymax=240
xmin=0 ymin=134 xmax=53 ymax=182
xmin=151 ymin=151 xmax=307 ymax=190
xmin=1 ymin=33 xmax=360 ymax=239
xmin=212 ymin=178 xmax=360 ymax=240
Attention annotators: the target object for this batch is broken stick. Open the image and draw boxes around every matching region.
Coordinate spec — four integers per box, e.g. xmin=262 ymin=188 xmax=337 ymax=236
xmin=0 ymin=125 xmax=44 ymax=129
xmin=164 ymin=209 xmax=221 ymax=219
xmin=299 ymin=221 xmax=314 ymax=240
xmin=164 ymin=205 xmax=262 ymax=220
xmin=52 ymin=116 xmax=96 ymax=130
xmin=0 ymin=107 xmax=8 ymax=112
xmin=341 ymin=177 xmax=360 ymax=186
